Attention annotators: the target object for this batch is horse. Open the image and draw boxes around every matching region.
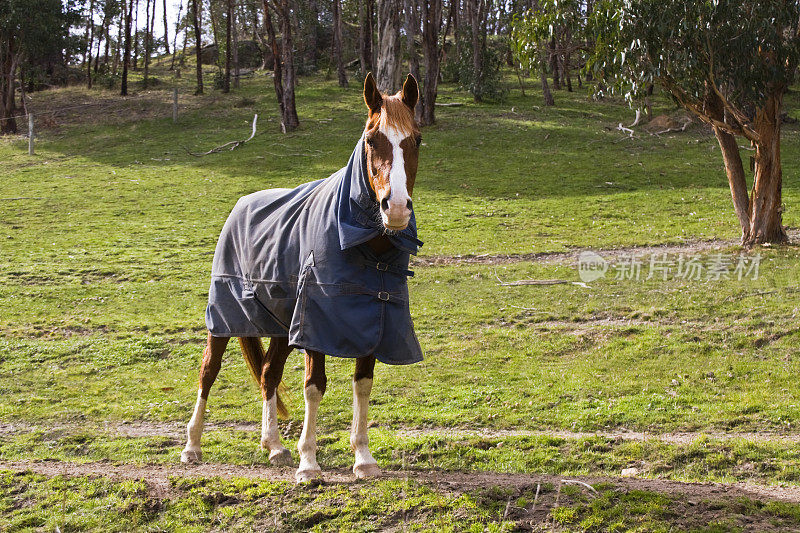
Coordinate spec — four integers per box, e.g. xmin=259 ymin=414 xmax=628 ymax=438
xmin=181 ymin=73 xmax=423 ymax=483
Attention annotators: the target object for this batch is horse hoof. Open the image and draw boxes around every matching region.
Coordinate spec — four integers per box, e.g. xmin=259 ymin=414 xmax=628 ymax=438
xmin=269 ymin=448 xmax=293 ymax=467
xmin=295 ymin=468 xmax=323 ymax=484
xmin=181 ymin=448 xmax=202 ymax=464
xmin=353 ymin=463 xmax=381 ymax=479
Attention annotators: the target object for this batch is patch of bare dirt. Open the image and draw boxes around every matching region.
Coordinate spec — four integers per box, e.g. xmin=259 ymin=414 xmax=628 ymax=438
xmin=395 ymin=427 xmax=800 ymax=446
xmin=19 ymin=85 xmax=223 ymax=133
xmin=1 ymin=459 xmax=799 ymax=506
xmin=3 ymin=420 xmax=798 ymax=446
xmin=412 ymin=229 xmax=800 ymax=267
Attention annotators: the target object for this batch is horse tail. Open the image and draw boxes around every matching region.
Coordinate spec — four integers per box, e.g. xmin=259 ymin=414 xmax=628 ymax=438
xmin=238 ymin=337 xmax=288 ymax=419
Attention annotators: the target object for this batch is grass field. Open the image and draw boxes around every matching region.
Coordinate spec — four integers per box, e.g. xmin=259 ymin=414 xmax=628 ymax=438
xmin=1 ymin=61 xmax=800 ymax=531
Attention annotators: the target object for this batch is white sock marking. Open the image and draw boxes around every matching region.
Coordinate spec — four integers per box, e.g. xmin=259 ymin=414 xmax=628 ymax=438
xmin=185 ymin=389 xmax=206 ymax=452
xmin=297 ymin=384 xmax=322 ymax=473
xmin=261 ymin=395 xmax=284 ymax=453
xmin=351 ymin=378 xmax=377 ymax=469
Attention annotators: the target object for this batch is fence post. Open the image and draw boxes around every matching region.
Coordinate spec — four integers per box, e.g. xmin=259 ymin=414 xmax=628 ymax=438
xmin=28 ymin=114 xmax=34 ymax=155
xmin=173 ymin=88 xmax=178 ymax=124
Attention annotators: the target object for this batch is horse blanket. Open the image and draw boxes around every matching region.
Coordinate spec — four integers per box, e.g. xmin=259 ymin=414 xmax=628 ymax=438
xmin=205 ymin=136 xmax=423 ymax=365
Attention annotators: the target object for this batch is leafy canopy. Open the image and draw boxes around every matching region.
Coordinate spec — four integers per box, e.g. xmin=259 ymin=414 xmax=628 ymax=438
xmin=587 ymin=0 xmax=800 ymax=113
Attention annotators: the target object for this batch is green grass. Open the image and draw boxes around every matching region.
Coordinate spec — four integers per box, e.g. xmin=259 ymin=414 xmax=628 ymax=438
xmin=2 ymin=65 xmax=800 ymax=530
xmin=3 ymin=470 xmax=800 ymax=532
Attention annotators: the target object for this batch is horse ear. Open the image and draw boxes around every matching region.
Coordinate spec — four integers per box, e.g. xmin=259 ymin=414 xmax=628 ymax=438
xmin=364 ymin=72 xmax=382 ymax=114
xmin=401 ymin=74 xmax=419 ymax=111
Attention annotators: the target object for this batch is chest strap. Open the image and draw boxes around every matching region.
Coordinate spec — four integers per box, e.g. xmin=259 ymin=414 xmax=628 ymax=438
xmin=360 ymin=259 xmax=415 ymax=277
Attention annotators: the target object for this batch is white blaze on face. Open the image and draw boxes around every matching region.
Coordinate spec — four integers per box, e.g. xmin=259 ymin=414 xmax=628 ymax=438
xmin=379 ymin=123 xmax=412 ymax=229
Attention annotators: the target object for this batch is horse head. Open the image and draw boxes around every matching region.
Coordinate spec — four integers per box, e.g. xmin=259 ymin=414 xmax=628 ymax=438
xmin=362 ymin=72 xmax=421 ymax=232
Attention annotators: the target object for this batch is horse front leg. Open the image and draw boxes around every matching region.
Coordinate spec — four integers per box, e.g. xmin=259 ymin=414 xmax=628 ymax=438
xmin=352 ymin=355 xmax=380 ymax=478
xmin=259 ymin=337 xmax=293 ymax=466
xmin=296 ymin=349 xmax=326 ymax=483
xmin=181 ymin=332 xmax=229 ymax=463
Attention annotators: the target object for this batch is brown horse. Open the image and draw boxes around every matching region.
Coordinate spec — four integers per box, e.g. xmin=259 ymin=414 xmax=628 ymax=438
xmin=181 ymin=73 xmax=421 ymax=483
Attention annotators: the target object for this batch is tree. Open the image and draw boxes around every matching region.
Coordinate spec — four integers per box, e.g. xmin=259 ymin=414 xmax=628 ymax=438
xmin=465 ymin=0 xmax=485 ymax=101
xmin=85 ymin=0 xmax=95 ymax=88
xmin=419 ymin=0 xmax=442 ymax=125
xmin=589 ymin=0 xmax=800 ymax=245
xmin=272 ymin=0 xmax=299 ymax=131
xmin=162 ymin=0 xmax=170 ymax=54
xmin=223 ymin=0 xmax=232 ymax=92
xmin=358 ymin=0 xmax=374 ymax=77
xmin=376 ymin=0 xmax=401 ymax=92
xmin=262 ymin=0 xmax=283 ymax=109
xmin=143 ymin=0 xmax=155 ymax=88
xmin=332 ymin=0 xmax=348 ymax=87
xmin=1 ymin=0 xmax=76 ymax=133
xmin=510 ymin=2 xmax=558 ymax=106
xmin=121 ymin=0 xmax=134 ymax=94
xmin=403 ymin=0 xmax=420 ymax=105
xmin=191 ymin=0 xmax=203 ymax=93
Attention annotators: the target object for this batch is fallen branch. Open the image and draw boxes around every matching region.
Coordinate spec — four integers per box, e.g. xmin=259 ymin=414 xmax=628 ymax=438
xmin=617 ymin=123 xmax=634 ymax=137
xmin=652 ymin=118 xmax=692 ymax=136
xmin=435 ymin=102 xmax=464 ymax=107
xmin=494 ymin=271 xmax=589 ymax=288
xmin=186 ymin=114 xmax=258 ymax=157
xmin=500 ymin=279 xmax=568 ymax=286
xmin=628 ymin=108 xmax=642 ymax=127
xmin=561 ymin=479 xmax=599 ymax=495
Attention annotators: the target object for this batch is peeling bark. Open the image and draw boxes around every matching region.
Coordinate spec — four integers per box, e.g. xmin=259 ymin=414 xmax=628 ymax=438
xmin=747 ymin=90 xmax=787 ymax=245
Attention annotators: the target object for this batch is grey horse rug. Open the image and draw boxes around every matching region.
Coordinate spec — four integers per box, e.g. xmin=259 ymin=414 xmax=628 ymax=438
xmin=205 ymin=136 xmax=423 ymax=365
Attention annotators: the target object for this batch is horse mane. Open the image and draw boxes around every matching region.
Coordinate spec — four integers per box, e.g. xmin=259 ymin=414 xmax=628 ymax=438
xmin=378 ymin=95 xmax=419 ymax=136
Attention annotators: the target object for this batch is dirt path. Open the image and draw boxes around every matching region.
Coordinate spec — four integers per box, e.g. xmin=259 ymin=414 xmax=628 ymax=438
xmin=412 ymin=229 xmax=800 ymax=267
xmin=3 ymin=420 xmax=798 ymax=446
xmin=1 ymin=459 xmax=799 ymax=505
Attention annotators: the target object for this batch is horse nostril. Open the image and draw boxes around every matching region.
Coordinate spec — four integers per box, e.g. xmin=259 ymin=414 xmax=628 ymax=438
xmin=406 ymin=199 xmax=413 ymax=211
xmin=381 ymin=198 xmax=389 ymax=212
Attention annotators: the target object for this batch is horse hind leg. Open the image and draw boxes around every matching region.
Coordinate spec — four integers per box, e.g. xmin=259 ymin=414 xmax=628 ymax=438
xmin=254 ymin=336 xmax=293 ymax=466
xmin=352 ymin=355 xmax=380 ymax=478
xmin=296 ymin=349 xmax=326 ymax=483
xmin=181 ymin=332 xmax=229 ymax=463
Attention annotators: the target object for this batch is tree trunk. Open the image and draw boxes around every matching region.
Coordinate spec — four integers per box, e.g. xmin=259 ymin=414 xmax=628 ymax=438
xmin=333 ymin=0 xmax=348 ymax=87
xmin=121 ymin=0 xmax=134 ymax=95
xmin=223 ymin=0 xmax=232 ymax=92
xmin=163 ymin=0 xmax=170 ymax=54
xmin=747 ymin=90 xmax=788 ymax=245
xmin=467 ymin=0 xmax=483 ymax=101
xmin=403 ymin=0 xmax=420 ymax=88
xmin=263 ymin=0 xmax=283 ymax=113
xmin=0 ymin=38 xmax=18 ymax=134
xmin=170 ymin=2 xmax=183 ymax=69
xmin=232 ymin=0 xmax=240 ymax=89
xmin=86 ymin=0 xmax=95 ymax=88
xmin=113 ymin=12 xmax=123 ymax=75
xmin=275 ymin=0 xmax=299 ymax=131
xmin=306 ymin=0 xmax=320 ymax=67
xmin=133 ymin=0 xmax=139 ymax=70
xmin=548 ymin=37 xmax=559 ymax=90
xmin=358 ymin=0 xmax=374 ymax=77
xmin=192 ymin=0 xmax=203 ymax=93
xmin=143 ymin=0 xmax=155 ymax=88
xmin=539 ymin=46 xmax=554 ymax=106
xmin=420 ymin=0 xmax=441 ymax=126
xmin=103 ymin=14 xmax=111 ymax=72
xmin=376 ymin=0 xmax=401 ymax=93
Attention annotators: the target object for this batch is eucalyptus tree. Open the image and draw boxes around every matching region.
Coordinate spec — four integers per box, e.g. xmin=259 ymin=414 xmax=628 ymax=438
xmin=589 ymin=0 xmax=800 ymax=245
xmin=0 ymin=0 xmax=77 ymax=132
